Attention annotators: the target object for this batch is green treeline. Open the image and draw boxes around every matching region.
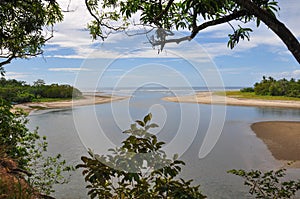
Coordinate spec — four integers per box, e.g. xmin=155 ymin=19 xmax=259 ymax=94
xmin=241 ymin=76 xmax=300 ymax=98
xmin=0 ymin=78 xmax=82 ymax=103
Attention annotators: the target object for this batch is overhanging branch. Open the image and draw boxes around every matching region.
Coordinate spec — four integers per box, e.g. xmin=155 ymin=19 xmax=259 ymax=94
xmin=150 ymin=10 xmax=248 ymax=50
xmin=152 ymin=0 xmax=174 ymax=25
xmin=233 ymin=0 xmax=300 ymax=64
xmin=191 ymin=10 xmax=247 ymax=39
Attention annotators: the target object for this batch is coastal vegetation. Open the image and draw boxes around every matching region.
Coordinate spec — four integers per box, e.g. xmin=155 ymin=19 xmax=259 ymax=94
xmin=0 ymin=0 xmax=63 ymax=71
xmin=218 ymin=76 xmax=300 ymax=101
xmin=229 ymin=167 xmax=300 ymax=198
xmin=218 ymin=90 xmax=300 ymax=101
xmin=1 ymin=1 xmax=300 ymax=198
xmin=0 ymin=100 xmax=73 ymax=198
xmin=0 ymin=78 xmax=82 ymax=104
xmin=252 ymin=76 xmax=300 ymax=98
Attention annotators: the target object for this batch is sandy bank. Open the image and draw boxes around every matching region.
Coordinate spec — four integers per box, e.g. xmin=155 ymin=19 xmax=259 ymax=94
xmin=251 ymin=121 xmax=300 ymax=163
xmin=13 ymin=94 xmax=127 ymax=113
xmin=163 ymin=92 xmax=300 ymax=109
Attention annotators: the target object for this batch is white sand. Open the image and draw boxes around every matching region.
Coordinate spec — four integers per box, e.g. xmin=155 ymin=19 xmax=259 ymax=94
xmin=163 ymin=92 xmax=300 ymax=109
xmin=13 ymin=95 xmax=127 ymax=113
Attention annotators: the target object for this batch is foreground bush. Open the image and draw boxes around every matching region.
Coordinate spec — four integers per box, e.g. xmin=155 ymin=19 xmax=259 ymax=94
xmin=0 ymin=99 xmax=73 ymax=198
xmin=77 ymin=113 xmax=206 ymax=199
xmin=229 ymin=166 xmax=300 ymax=198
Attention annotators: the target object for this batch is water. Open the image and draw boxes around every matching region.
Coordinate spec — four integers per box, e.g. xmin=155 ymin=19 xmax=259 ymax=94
xmin=28 ymin=90 xmax=300 ymax=199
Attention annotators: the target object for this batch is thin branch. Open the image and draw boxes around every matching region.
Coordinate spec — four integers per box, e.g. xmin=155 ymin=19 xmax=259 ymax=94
xmin=190 ymin=10 xmax=247 ymax=39
xmin=150 ymin=10 xmax=247 ymax=49
xmin=153 ymin=0 xmax=174 ymax=24
xmin=85 ymin=0 xmax=125 ymax=40
xmin=0 ymin=50 xmax=43 ymax=69
xmin=149 ymin=35 xmax=191 ymax=46
xmin=0 ymin=54 xmax=15 ymax=68
xmin=85 ymin=0 xmax=106 ymax=40
xmin=227 ymin=22 xmax=235 ymax=31
xmin=124 ymin=27 xmax=155 ymax=37
xmin=192 ymin=7 xmax=198 ymax=29
xmin=234 ymin=0 xmax=300 ymax=64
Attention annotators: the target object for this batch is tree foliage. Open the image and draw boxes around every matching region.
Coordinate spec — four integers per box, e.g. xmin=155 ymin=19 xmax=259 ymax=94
xmin=228 ymin=167 xmax=300 ymax=198
xmin=0 ymin=77 xmax=82 ymax=103
xmin=77 ymin=113 xmax=206 ymax=199
xmin=0 ymin=99 xmax=73 ymax=197
xmin=85 ymin=0 xmax=300 ymax=63
xmin=243 ymin=76 xmax=300 ymax=98
xmin=0 ymin=0 xmax=63 ymax=73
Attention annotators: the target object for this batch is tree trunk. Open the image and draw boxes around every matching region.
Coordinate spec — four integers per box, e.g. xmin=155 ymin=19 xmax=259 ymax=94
xmin=234 ymin=0 xmax=300 ymax=64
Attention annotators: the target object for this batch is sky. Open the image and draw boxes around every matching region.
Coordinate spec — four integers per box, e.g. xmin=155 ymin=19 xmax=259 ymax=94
xmin=3 ymin=0 xmax=300 ymax=90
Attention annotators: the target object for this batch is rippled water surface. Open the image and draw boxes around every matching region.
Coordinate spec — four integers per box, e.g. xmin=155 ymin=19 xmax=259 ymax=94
xmin=28 ymin=91 xmax=300 ymax=199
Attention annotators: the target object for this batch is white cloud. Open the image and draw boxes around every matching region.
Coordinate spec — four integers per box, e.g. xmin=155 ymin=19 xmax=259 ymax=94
xmin=218 ymin=67 xmax=252 ymax=75
xmin=5 ymin=72 xmax=29 ymax=79
xmin=281 ymin=70 xmax=300 ymax=79
xmin=257 ymin=69 xmax=300 ymax=80
xmin=48 ymin=67 xmax=91 ymax=72
xmin=45 ymin=0 xmax=300 ymax=61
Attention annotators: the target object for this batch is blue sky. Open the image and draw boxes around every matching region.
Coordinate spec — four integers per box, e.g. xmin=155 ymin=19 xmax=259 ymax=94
xmin=3 ymin=0 xmax=300 ymax=90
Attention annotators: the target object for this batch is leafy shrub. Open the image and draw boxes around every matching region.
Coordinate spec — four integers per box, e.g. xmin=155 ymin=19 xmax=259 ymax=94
xmin=228 ymin=167 xmax=300 ymax=198
xmin=0 ymin=99 xmax=73 ymax=196
xmin=254 ymin=76 xmax=300 ymax=98
xmin=0 ymin=78 xmax=82 ymax=103
xmin=77 ymin=113 xmax=206 ymax=199
xmin=240 ymin=87 xmax=254 ymax=92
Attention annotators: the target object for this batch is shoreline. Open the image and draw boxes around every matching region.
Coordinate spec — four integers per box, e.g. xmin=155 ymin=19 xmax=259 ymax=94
xmin=162 ymin=91 xmax=300 ymax=109
xmin=251 ymin=121 xmax=300 ymax=167
xmin=13 ymin=94 xmax=128 ymax=113
xmin=164 ymin=92 xmax=300 ymax=166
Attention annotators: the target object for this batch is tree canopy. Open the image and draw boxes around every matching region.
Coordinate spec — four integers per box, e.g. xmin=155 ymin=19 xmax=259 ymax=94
xmin=0 ymin=0 xmax=63 ymax=74
xmin=0 ymin=77 xmax=82 ymax=103
xmin=1 ymin=0 xmax=299 ymax=74
xmin=252 ymin=76 xmax=300 ymax=98
xmin=85 ymin=0 xmax=300 ymax=64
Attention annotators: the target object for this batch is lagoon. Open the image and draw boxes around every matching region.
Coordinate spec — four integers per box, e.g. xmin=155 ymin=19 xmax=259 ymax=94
xmin=28 ymin=90 xmax=300 ymax=198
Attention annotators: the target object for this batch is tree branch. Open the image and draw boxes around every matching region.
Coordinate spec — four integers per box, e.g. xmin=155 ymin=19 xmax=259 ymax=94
xmin=233 ymin=0 xmax=300 ymax=64
xmin=153 ymin=0 xmax=174 ymax=24
xmin=190 ymin=10 xmax=247 ymax=39
xmin=150 ymin=10 xmax=247 ymax=49
xmin=0 ymin=54 xmax=15 ymax=75
xmin=150 ymin=35 xmax=191 ymax=47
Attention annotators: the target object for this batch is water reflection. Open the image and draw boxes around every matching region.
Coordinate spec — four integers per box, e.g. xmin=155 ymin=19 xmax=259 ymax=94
xmin=255 ymin=107 xmax=300 ymax=118
xmin=28 ymin=91 xmax=300 ymax=199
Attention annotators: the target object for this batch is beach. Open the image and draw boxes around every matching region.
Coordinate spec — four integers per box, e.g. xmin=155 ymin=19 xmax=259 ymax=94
xmin=13 ymin=94 xmax=127 ymax=113
xmin=251 ymin=121 xmax=300 ymax=161
xmin=164 ymin=92 xmax=300 ymax=164
xmin=251 ymin=121 xmax=300 ymax=168
xmin=163 ymin=91 xmax=300 ymax=109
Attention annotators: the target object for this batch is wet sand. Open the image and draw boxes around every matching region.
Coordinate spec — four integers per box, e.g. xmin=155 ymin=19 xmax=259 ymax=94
xmin=251 ymin=121 xmax=300 ymax=162
xmin=164 ymin=92 xmax=300 ymax=165
xmin=163 ymin=92 xmax=300 ymax=109
xmin=13 ymin=94 xmax=127 ymax=113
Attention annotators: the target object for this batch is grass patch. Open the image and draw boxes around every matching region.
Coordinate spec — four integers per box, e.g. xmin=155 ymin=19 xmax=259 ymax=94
xmin=32 ymin=96 xmax=84 ymax=102
xmin=215 ymin=91 xmax=300 ymax=101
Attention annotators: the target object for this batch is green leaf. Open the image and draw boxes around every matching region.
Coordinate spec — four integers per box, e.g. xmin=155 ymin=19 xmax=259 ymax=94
xmin=135 ymin=120 xmax=145 ymax=127
xmin=143 ymin=113 xmax=152 ymax=124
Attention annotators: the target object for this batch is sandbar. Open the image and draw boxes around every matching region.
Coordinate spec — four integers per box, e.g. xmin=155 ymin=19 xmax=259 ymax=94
xmin=163 ymin=92 xmax=300 ymax=109
xmin=251 ymin=121 xmax=300 ymax=162
xmin=13 ymin=94 xmax=127 ymax=113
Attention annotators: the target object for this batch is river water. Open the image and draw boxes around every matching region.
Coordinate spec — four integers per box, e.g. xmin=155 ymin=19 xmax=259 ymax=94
xmin=28 ymin=90 xmax=300 ymax=199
